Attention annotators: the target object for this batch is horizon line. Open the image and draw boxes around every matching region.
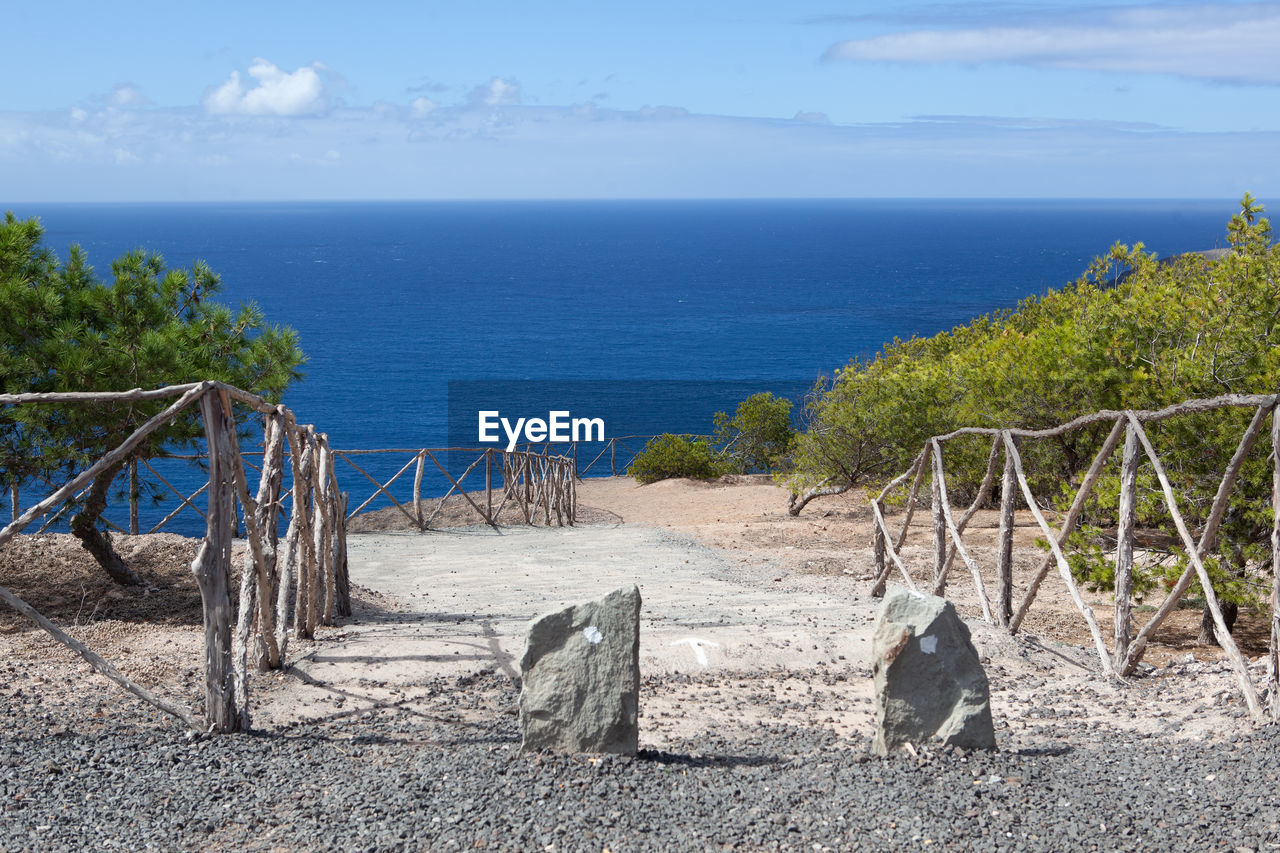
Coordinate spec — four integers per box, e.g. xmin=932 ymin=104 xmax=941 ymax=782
xmin=6 ymin=195 xmax=1252 ymax=206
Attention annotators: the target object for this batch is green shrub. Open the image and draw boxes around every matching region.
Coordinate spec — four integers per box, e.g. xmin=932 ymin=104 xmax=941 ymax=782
xmin=713 ymin=391 xmax=796 ymax=473
xmin=627 ymin=434 xmax=727 ymax=484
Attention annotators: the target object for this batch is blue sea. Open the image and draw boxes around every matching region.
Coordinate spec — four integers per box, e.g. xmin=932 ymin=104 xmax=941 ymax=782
xmin=9 ymin=198 xmax=1239 ymax=532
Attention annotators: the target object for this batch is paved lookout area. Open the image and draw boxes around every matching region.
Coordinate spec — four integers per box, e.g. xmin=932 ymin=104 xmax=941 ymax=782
xmin=256 ymin=524 xmax=883 ymax=727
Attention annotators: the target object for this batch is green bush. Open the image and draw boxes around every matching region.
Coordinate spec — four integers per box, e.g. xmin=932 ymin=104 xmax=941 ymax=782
xmin=785 ymin=195 xmax=1280 ymax=616
xmin=789 ymin=194 xmax=1280 ymax=508
xmin=626 ymin=434 xmax=727 ymax=484
xmin=714 ymin=391 xmax=795 ymax=473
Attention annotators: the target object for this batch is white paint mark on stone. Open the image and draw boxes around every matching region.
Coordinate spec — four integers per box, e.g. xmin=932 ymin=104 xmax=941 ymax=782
xmin=583 ymin=626 xmax=603 ymax=644
xmin=671 ymin=637 xmax=719 ymax=666
xmin=919 ymin=634 xmax=938 ymax=654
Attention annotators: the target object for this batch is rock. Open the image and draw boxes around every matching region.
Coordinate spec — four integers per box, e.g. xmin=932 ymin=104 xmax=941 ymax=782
xmin=872 ymin=586 xmax=995 ymax=756
xmin=519 ymin=585 xmax=641 ymax=755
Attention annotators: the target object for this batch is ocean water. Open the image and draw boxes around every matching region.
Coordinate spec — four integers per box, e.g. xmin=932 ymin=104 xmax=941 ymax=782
xmin=10 ymin=198 xmax=1238 ymax=531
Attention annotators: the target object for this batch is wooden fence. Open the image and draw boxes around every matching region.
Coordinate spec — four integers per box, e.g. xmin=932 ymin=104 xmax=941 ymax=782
xmin=9 ymin=443 xmax=596 ymax=535
xmin=10 ymin=454 xmax=257 ymax=536
xmin=0 ymin=382 xmax=349 ymax=733
xmin=335 ymin=446 xmax=576 ymax=528
xmin=4 ymin=433 xmax=694 ymax=535
xmin=870 ymin=393 xmax=1280 ymax=720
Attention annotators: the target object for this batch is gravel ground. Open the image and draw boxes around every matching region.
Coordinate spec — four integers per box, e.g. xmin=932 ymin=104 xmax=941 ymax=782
xmin=3 ymin=493 xmax=1278 ymax=852
xmin=3 ymin=669 xmax=1278 ymax=853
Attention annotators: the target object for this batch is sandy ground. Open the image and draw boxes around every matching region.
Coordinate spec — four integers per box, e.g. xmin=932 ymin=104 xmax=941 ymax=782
xmin=256 ymin=521 xmax=881 ymax=737
xmin=1 ymin=475 xmax=1270 ymax=747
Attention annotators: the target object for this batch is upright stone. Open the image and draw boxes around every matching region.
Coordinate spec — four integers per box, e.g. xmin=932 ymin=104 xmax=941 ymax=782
xmin=519 ymin=585 xmax=641 ymax=755
xmin=872 ymin=585 xmax=995 ymax=756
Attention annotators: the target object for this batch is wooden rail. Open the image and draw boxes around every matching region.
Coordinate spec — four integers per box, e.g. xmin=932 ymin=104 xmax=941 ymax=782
xmin=870 ymin=392 xmax=1280 ymax=721
xmin=333 ymin=446 xmax=576 ymax=528
xmin=4 ymin=433 xmax=702 ymax=533
xmin=0 ymin=382 xmax=349 ymax=733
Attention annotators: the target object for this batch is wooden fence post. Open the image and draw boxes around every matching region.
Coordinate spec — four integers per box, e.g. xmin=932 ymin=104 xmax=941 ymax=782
xmin=995 ymin=433 xmax=1017 ymax=627
xmin=557 ymin=460 xmax=567 ymax=525
xmin=1113 ymin=422 xmax=1139 ymax=671
xmin=311 ymin=432 xmax=332 ymax=629
xmin=128 ymin=460 xmax=139 ymax=535
xmin=275 ymin=425 xmax=309 ymax=657
xmin=320 ymin=436 xmax=339 ymax=626
xmin=873 ymin=510 xmax=887 ymax=587
xmin=519 ymin=454 xmax=532 ymax=523
xmin=193 ymin=389 xmax=240 ymax=733
xmin=253 ymin=413 xmax=286 ymax=670
xmin=485 ymin=448 xmax=493 ymax=523
xmin=569 ymin=464 xmax=577 ymax=523
xmin=413 ymin=450 xmax=426 ymax=529
xmin=290 ymin=430 xmax=317 ymax=641
xmin=334 ymin=491 xmax=351 ymax=618
xmin=930 ymin=440 xmax=946 ymax=590
xmin=544 ymin=458 xmax=553 ymax=525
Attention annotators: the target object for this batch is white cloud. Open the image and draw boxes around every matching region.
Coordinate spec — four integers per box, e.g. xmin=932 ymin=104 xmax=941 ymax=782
xmin=107 ymin=84 xmax=149 ymax=107
xmin=827 ymin=3 xmax=1280 ymax=85
xmin=203 ymin=58 xmax=331 ymax=116
xmin=3 ymin=100 xmax=1278 ymax=201
xmin=410 ymin=96 xmax=438 ymax=118
xmin=468 ymin=77 xmax=521 ymax=106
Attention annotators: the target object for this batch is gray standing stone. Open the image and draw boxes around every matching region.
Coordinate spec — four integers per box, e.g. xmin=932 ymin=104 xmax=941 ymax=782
xmin=872 ymin=585 xmax=995 ymax=756
xmin=519 ymin=585 xmax=641 ymax=755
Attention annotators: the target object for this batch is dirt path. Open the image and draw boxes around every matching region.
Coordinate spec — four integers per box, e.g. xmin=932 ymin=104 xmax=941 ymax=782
xmin=256 ymin=520 xmax=884 ymax=737
xmin=255 ymin=476 xmax=1261 ymax=747
xmin=0 ymin=474 xmax=1264 ymax=748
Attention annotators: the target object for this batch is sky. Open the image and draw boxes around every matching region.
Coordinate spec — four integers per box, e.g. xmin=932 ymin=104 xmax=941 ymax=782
xmin=3 ymin=1 xmax=1279 ymax=201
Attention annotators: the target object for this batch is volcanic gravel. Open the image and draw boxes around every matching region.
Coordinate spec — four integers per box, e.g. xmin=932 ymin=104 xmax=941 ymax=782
xmin=2 ymin=670 xmax=1278 ymax=852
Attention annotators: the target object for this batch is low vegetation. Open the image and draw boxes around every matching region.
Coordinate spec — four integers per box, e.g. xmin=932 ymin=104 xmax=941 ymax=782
xmin=627 ymin=392 xmax=796 ymax=484
xmin=714 ymin=391 xmax=795 ymax=474
xmin=784 ymin=195 xmax=1279 ymax=636
xmin=626 ymin=434 xmax=725 ymax=484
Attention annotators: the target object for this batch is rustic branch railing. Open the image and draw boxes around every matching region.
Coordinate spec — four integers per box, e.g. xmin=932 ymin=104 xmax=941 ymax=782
xmin=333 ymin=446 xmax=576 ymax=529
xmin=870 ymin=393 xmax=1280 ymax=720
xmin=4 ymin=433 xmax=702 ymax=532
xmin=0 ymin=382 xmax=349 ymax=733
xmin=10 ymin=454 xmax=246 ymax=536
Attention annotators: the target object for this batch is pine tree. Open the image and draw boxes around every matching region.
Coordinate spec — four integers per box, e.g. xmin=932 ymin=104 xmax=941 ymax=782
xmin=0 ymin=212 xmax=305 ymax=584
